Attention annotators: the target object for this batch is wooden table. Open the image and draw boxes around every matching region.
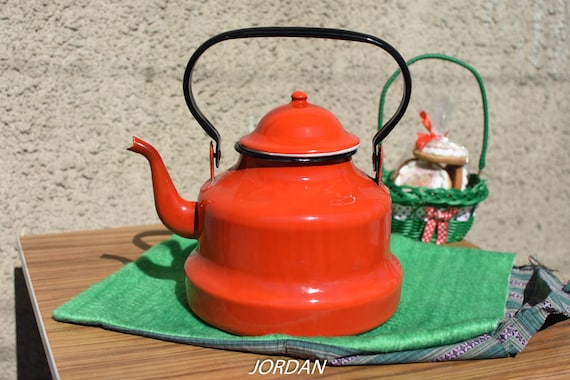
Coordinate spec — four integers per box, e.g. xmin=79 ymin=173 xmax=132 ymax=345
xmin=18 ymin=225 xmax=570 ymax=379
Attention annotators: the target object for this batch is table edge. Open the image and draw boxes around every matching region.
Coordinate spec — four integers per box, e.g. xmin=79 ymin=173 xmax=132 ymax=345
xmin=17 ymin=236 xmax=61 ymax=380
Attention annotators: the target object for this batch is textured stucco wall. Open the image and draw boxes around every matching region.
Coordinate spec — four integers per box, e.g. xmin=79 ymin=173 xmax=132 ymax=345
xmin=1 ymin=0 xmax=568 ymax=377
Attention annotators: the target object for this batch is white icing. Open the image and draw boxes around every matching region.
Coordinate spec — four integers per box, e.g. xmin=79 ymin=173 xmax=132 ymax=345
xmin=422 ymin=137 xmax=468 ymax=158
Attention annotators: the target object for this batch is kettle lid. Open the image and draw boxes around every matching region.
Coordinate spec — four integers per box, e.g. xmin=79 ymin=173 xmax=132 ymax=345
xmin=236 ymin=91 xmax=359 ymax=160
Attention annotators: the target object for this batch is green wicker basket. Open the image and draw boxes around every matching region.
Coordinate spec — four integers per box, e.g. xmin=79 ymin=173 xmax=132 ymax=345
xmin=378 ymin=54 xmax=489 ymax=244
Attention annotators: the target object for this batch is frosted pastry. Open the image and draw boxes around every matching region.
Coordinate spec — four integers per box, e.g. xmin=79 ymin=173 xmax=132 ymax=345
xmin=414 ymin=110 xmax=468 ymax=166
xmin=413 ymin=137 xmax=468 ymax=166
xmin=393 ymin=159 xmax=451 ymax=189
xmin=414 ymin=110 xmax=469 ymax=189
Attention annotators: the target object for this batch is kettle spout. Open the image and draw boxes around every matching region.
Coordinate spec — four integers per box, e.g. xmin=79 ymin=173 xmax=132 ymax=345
xmin=128 ymin=136 xmax=198 ymax=239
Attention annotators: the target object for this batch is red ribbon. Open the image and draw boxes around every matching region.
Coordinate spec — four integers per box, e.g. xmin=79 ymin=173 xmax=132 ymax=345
xmin=421 ymin=206 xmax=459 ymax=245
xmin=415 ymin=111 xmax=447 ymax=150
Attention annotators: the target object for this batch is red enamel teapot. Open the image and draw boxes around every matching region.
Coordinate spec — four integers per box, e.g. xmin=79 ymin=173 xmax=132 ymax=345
xmin=129 ymin=27 xmax=412 ymax=336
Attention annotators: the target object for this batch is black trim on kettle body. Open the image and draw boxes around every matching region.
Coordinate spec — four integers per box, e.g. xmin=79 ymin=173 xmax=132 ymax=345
xmin=182 ymin=26 xmax=412 ymax=172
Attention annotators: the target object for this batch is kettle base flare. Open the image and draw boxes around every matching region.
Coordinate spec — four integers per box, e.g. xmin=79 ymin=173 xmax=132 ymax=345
xmin=185 ymin=255 xmax=402 ymax=337
xmin=129 ymin=27 xmax=412 ymax=337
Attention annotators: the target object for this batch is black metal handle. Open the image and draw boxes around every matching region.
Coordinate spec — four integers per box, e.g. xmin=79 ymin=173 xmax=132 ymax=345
xmin=183 ymin=26 xmax=412 ymax=171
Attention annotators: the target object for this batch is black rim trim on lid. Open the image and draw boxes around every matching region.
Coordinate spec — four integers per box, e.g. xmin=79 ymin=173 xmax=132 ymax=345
xmin=235 ymin=142 xmax=357 ymax=163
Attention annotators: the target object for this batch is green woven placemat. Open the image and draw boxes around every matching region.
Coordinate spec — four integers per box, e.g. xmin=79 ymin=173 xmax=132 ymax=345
xmin=53 ymin=234 xmax=515 ymax=358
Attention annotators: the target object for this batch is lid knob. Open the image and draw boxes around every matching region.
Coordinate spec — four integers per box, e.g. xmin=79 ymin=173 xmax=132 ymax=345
xmin=291 ymin=91 xmax=308 ymax=106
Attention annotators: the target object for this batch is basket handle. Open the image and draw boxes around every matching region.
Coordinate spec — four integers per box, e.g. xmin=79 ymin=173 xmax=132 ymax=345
xmin=377 ymin=53 xmax=489 ymax=175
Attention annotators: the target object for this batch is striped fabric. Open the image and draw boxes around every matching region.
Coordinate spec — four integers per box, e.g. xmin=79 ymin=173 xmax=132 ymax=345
xmin=327 ymin=264 xmax=570 ymax=364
